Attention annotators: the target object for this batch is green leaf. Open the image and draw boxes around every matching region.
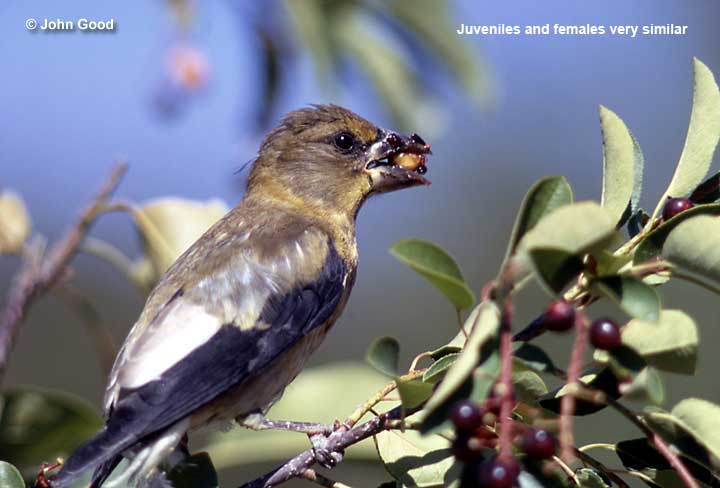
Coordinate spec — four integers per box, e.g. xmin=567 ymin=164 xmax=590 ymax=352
xmin=334 ymin=12 xmax=422 ymax=130
xmin=690 ymin=171 xmax=720 ymax=204
xmin=421 ymin=302 xmax=500 ymax=432
xmin=512 ymin=367 xmax=548 ymax=407
xmin=594 ymin=345 xmax=647 ymax=380
xmin=662 ymin=214 xmax=720 ymax=289
xmin=374 ymin=426 xmax=461 ymax=488
xmin=390 ymin=239 xmax=475 ymax=310
xmin=645 ymin=398 xmax=720 ymax=472
xmin=599 ymin=105 xmax=638 ymax=224
xmin=513 ymin=343 xmax=560 ymax=375
xmin=0 ymin=387 xmax=103 ymax=469
xmin=167 ymin=452 xmax=219 ymax=488
xmin=504 ymin=176 xmax=573 ymax=260
xmin=592 ymin=275 xmax=660 ymax=321
xmin=634 ymin=203 xmax=720 ymax=263
xmin=423 ymin=353 xmax=460 ymax=384
xmin=615 ymin=438 xmax=720 ymax=486
xmin=517 ymin=201 xmax=618 ymax=258
xmin=397 ymin=379 xmax=434 ymax=411
xmin=528 ymin=248 xmax=584 ymax=295
xmin=429 ymin=330 xmax=465 ymax=360
xmin=201 ymin=362 xmax=387 ymax=469
xmin=382 ymin=0 xmax=492 ymax=107
xmin=0 ymin=462 xmax=24 ymax=488
xmin=576 ymin=467 xmax=611 ymax=488
xmin=669 ymin=399 xmax=720 ymax=462
xmin=663 ymin=58 xmax=720 ymax=199
xmin=366 ymin=336 xmax=401 ymax=377
xmin=621 ymin=310 xmax=698 ymax=374
xmin=619 ymin=367 xmax=665 ymax=405
xmin=539 ymin=367 xmax=620 ymax=416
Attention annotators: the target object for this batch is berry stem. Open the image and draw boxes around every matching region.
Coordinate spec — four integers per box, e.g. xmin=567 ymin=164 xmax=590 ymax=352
xmin=497 ymin=301 xmax=516 ymax=461
xmin=603 ymin=396 xmax=700 ymax=488
xmin=559 ymin=310 xmax=589 ymax=463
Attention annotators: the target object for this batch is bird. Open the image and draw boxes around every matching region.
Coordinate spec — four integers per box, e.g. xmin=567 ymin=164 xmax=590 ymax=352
xmin=49 ymin=104 xmax=432 ymax=487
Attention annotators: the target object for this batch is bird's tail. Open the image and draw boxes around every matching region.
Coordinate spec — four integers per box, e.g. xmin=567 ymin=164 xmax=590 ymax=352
xmin=50 ymin=423 xmax=133 ymax=488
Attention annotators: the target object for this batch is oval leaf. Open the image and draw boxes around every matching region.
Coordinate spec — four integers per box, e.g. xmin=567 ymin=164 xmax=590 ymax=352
xmin=592 ymin=275 xmax=660 ymax=322
xmin=539 ymin=367 xmax=620 ymax=416
xmin=622 ymin=310 xmax=698 ymax=374
xmin=374 ymin=428 xmax=461 ymax=488
xmin=646 ymin=398 xmax=720 ymax=470
xmin=390 ymin=239 xmax=475 ymax=310
xmin=528 ymin=248 xmax=584 ymax=295
xmin=397 ymin=379 xmax=434 ymax=411
xmin=518 ymin=201 xmax=617 ymax=256
xmin=504 ymin=176 xmax=573 ymax=260
xmin=0 ymin=462 xmax=24 ymax=488
xmin=664 ymin=58 xmax=720 ymax=199
xmin=423 ymin=353 xmax=460 ymax=383
xmin=634 ymin=203 xmax=720 ymax=263
xmin=365 ymin=336 xmax=401 ymax=378
xmin=421 ymin=302 xmax=500 ymax=432
xmin=662 ymin=215 xmax=720 ymax=288
xmin=599 ymin=106 xmax=637 ymax=224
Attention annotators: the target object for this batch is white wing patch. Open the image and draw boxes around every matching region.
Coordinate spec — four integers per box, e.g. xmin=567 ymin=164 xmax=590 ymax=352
xmin=119 ymin=303 xmax=222 ymax=389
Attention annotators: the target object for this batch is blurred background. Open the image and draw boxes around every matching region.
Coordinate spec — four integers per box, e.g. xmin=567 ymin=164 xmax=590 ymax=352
xmin=1 ymin=0 xmax=719 ymax=486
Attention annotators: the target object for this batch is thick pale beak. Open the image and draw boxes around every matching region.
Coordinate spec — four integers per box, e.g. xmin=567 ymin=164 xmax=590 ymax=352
xmin=364 ymin=130 xmax=432 ymax=193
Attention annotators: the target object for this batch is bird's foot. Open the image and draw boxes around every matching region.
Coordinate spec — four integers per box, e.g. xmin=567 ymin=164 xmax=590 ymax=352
xmin=34 ymin=459 xmax=63 ymax=488
xmin=240 ymin=413 xmax=345 ymax=436
xmin=309 ymin=433 xmax=344 ymax=469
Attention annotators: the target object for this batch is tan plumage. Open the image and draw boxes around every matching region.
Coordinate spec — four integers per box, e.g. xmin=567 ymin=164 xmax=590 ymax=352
xmin=52 ymin=105 xmax=432 ymax=487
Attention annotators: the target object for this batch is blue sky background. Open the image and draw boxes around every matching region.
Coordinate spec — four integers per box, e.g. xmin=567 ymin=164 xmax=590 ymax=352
xmin=1 ymin=1 xmax=719 ymax=484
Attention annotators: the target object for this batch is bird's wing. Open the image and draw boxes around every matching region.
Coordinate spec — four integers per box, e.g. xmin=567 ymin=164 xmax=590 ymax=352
xmin=101 ymin=226 xmax=348 ymax=445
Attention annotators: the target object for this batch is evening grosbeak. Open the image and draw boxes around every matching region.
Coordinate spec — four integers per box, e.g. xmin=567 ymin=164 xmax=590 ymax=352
xmin=51 ymin=105 xmax=431 ymax=487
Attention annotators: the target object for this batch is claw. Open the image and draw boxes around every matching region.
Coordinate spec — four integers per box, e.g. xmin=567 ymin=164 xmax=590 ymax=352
xmin=309 ymin=433 xmax=344 ymax=469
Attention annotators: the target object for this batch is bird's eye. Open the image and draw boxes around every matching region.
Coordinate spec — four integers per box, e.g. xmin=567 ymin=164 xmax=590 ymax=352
xmin=333 ymin=132 xmax=356 ymax=152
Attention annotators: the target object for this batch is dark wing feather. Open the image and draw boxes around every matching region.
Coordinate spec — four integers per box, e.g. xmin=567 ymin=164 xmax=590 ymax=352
xmin=117 ymin=243 xmax=346 ymax=436
xmin=54 ymin=245 xmax=347 ymax=486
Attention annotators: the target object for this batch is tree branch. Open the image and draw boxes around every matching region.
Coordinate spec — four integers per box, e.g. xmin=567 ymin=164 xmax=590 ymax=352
xmin=238 ymin=405 xmax=413 ymax=488
xmin=0 ymin=163 xmax=127 ymax=383
xmin=559 ymin=310 xmax=589 ymax=462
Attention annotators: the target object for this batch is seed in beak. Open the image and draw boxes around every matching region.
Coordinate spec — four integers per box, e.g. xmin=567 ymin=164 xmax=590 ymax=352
xmin=391 ymin=152 xmax=426 ymax=171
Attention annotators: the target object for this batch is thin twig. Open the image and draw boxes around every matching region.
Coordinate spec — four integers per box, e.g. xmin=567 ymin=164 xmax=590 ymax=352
xmin=559 ymin=311 xmax=589 ymax=462
xmin=344 ymin=369 xmax=424 ymax=427
xmin=496 ymin=301 xmax=515 ymax=461
xmin=0 ymin=163 xmax=127 ymax=383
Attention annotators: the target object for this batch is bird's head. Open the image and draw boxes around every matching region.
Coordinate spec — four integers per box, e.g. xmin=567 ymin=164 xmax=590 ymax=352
xmin=247 ymin=104 xmax=431 ymax=219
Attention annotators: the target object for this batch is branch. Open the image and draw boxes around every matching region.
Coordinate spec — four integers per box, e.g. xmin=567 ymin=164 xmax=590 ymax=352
xmin=603 ymin=395 xmax=700 ymax=488
xmin=559 ymin=311 xmax=589 ymax=462
xmin=0 ymin=163 xmax=127 ymax=382
xmin=238 ymin=405 xmax=412 ymax=488
xmin=497 ymin=301 xmax=516 ymax=460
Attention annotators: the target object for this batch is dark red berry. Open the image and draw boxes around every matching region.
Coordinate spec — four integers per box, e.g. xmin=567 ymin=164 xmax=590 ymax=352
xmin=450 ymin=400 xmax=483 ymax=432
xmin=542 ymin=300 xmax=576 ymax=332
xmin=521 ymin=428 xmax=557 ymax=460
xmin=452 ymin=433 xmax=484 ymax=462
xmin=589 ymin=318 xmax=622 ymax=350
xmin=416 ymin=164 xmax=428 ymax=175
xmin=475 ymin=457 xmax=520 ymax=488
xmin=662 ymin=197 xmax=694 ymax=221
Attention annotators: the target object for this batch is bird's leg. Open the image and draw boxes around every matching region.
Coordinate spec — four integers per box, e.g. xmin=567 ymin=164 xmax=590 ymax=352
xmin=239 ymin=413 xmax=348 ymax=469
xmin=239 ymin=412 xmax=339 ymax=435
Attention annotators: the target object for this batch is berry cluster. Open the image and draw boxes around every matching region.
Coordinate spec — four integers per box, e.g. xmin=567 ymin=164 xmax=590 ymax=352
xmin=450 ymin=400 xmax=557 ymax=487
